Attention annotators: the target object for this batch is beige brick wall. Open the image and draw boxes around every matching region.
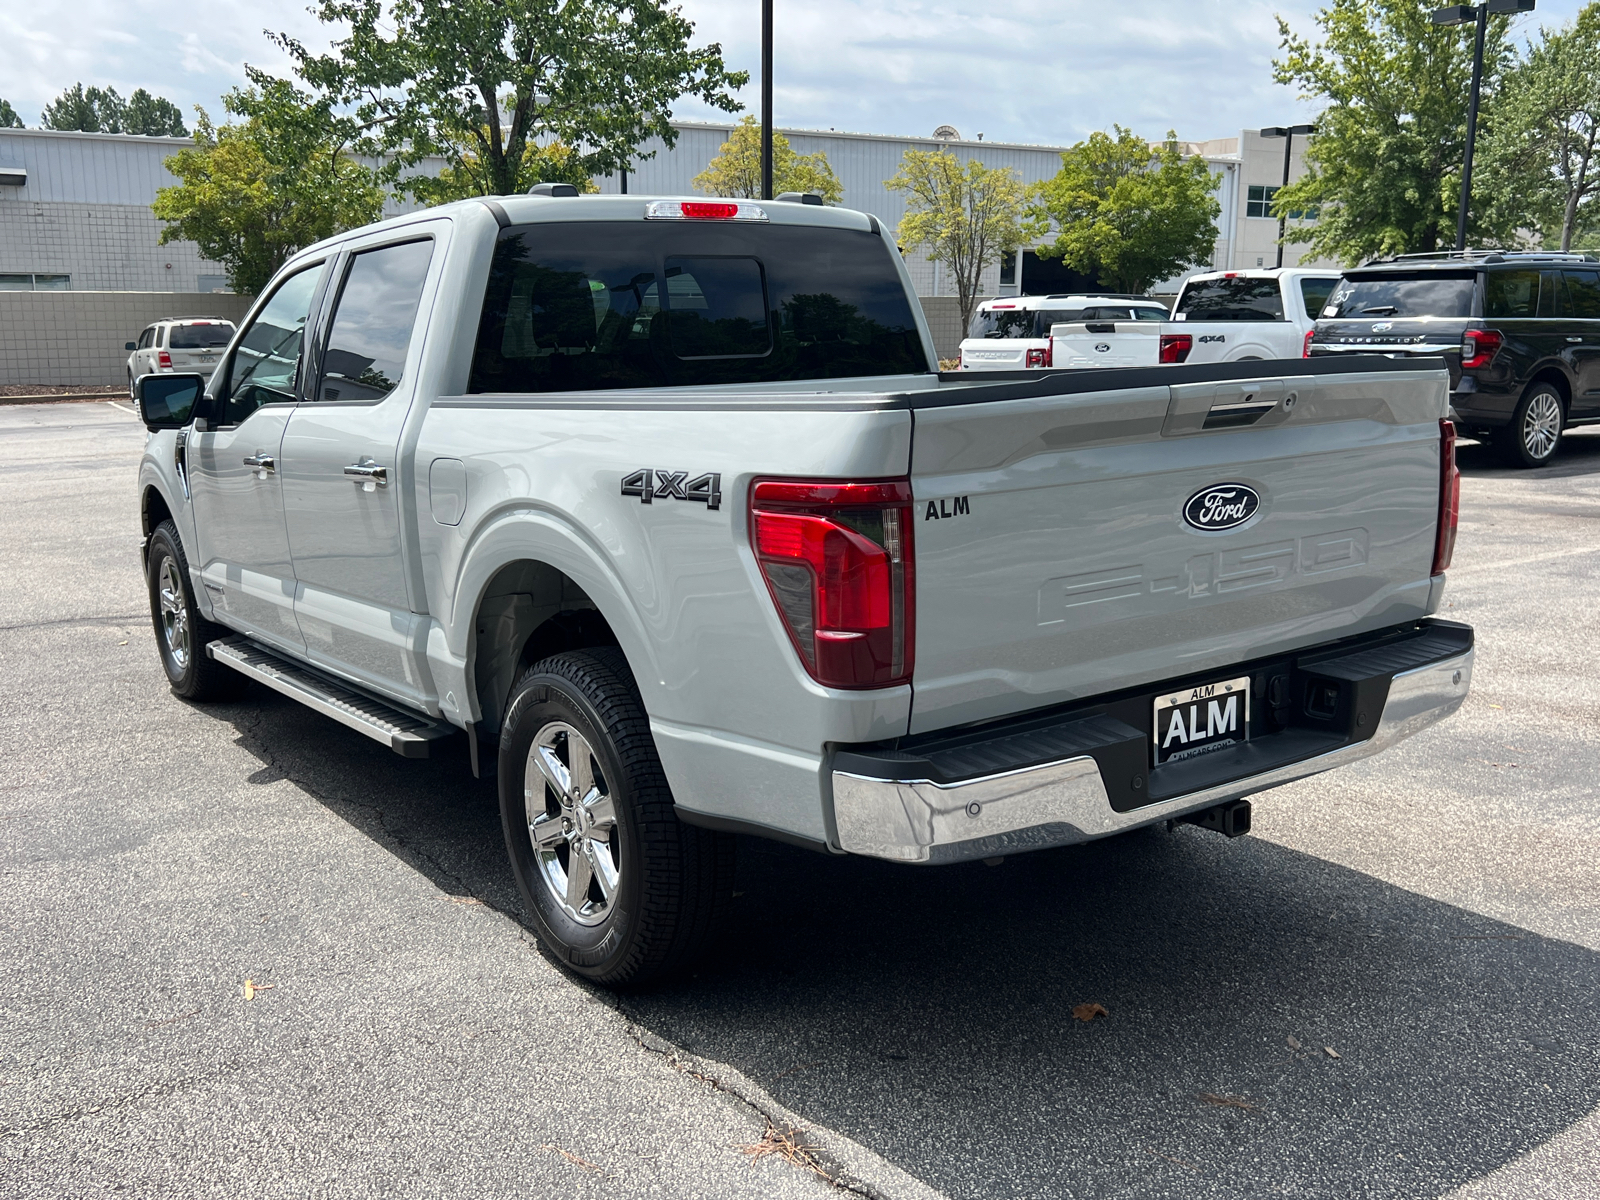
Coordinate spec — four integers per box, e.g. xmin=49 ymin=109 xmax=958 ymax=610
xmin=0 ymin=200 xmax=228 ymax=292
xmin=0 ymin=292 xmax=255 ymax=387
xmin=918 ymin=295 xmax=991 ymax=364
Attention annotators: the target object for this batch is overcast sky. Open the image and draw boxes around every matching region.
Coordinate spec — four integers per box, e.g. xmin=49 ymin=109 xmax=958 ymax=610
xmin=1 ymin=0 xmax=1584 ymax=148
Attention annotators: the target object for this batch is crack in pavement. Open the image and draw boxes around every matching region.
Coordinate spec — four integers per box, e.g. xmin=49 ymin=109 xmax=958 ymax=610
xmin=0 ymin=614 xmax=145 ymax=633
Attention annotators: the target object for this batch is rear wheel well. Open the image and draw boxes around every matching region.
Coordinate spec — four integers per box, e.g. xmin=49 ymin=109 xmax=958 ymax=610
xmin=1526 ymin=369 xmax=1571 ymax=415
xmin=471 ymin=560 xmax=619 ymax=742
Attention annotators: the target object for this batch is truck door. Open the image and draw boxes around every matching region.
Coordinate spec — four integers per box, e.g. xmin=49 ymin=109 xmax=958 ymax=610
xmin=279 ymin=236 xmax=437 ymax=706
xmin=1562 ymin=269 xmax=1600 ymax=417
xmin=187 ymin=261 xmax=329 ymax=653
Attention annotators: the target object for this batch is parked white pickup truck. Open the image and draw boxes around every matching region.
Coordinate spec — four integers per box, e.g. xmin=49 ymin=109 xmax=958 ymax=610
xmin=134 ymin=192 xmax=1473 ymax=986
xmin=1162 ymin=267 xmax=1342 ymax=365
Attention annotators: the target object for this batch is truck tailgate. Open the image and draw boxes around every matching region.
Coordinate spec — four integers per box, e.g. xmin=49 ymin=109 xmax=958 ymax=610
xmin=1050 ymin=321 xmax=1160 ymax=369
xmin=908 ymin=361 xmax=1447 ymax=733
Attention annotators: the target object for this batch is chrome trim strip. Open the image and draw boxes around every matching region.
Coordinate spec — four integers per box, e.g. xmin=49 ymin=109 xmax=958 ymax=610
xmin=832 ymin=648 xmax=1473 ymax=864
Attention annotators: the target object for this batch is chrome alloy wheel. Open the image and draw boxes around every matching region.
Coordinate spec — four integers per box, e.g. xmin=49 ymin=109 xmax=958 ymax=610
xmin=156 ymin=557 xmax=191 ymax=671
xmin=1523 ymin=392 xmax=1562 ymax=460
xmin=525 ymin=722 xmax=620 ymax=925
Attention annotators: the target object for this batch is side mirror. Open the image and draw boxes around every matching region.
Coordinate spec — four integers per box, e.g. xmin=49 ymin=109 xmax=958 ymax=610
xmin=125 ymin=342 xmax=137 ymax=351
xmin=135 ymin=373 xmax=207 ymax=430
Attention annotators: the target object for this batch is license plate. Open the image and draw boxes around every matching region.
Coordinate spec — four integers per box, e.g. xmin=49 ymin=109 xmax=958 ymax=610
xmin=1152 ymin=675 xmax=1249 ymax=765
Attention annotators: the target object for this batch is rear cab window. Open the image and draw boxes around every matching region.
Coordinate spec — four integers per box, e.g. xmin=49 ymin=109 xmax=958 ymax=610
xmin=1299 ymin=277 xmax=1336 ymax=320
xmin=1322 ymin=273 xmax=1478 ymax=319
xmin=470 ymin=221 xmax=929 ymax=392
xmin=1175 ymin=277 xmax=1285 ymax=321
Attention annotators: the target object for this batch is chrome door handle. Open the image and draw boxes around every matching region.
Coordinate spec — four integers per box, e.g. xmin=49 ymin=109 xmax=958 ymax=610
xmin=344 ymin=460 xmax=389 ymax=487
xmin=1567 ymin=336 xmax=1584 ymax=343
xmin=242 ymin=453 xmax=275 ymax=473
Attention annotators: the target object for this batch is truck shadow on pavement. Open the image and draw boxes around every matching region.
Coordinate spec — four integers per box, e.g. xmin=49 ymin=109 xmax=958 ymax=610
xmin=222 ymin=693 xmax=1600 ymax=1200
xmin=1457 ymin=425 xmax=1600 ymax=478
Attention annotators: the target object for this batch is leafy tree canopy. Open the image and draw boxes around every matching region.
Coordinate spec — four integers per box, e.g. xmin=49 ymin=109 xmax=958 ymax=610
xmin=152 ymin=76 xmax=382 ymax=295
xmin=692 ymin=115 xmax=843 ymax=202
xmin=888 ymin=149 xmax=1041 ymax=333
xmin=41 ymin=83 xmax=186 ymax=135
xmin=1477 ymin=2 xmax=1600 ymax=252
xmin=0 ymin=99 xmax=22 ymax=129
xmin=1031 ymin=127 xmax=1220 ymax=294
xmin=1272 ymin=0 xmax=1516 ymax=264
xmin=274 ymin=0 xmax=747 ymax=200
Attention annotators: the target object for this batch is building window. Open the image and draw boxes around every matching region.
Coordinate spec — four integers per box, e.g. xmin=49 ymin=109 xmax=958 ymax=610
xmin=1246 ymin=185 xmax=1317 ymax=221
xmin=0 ymin=273 xmax=70 ymax=290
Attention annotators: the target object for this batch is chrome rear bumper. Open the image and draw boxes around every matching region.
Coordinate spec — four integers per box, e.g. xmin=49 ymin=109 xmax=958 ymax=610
xmin=831 ymin=646 xmax=1473 ymax=864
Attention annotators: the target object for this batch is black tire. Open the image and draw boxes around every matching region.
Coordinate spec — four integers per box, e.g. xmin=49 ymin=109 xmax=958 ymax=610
xmin=497 ymin=648 xmax=734 ymax=987
xmin=127 ymin=370 xmax=136 ymax=401
xmin=145 ymin=520 xmax=247 ymax=701
xmin=1496 ymin=383 xmax=1565 ymax=468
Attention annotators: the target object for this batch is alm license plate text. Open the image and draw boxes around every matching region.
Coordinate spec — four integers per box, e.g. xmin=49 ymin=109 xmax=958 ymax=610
xmin=1152 ymin=675 xmax=1249 ymax=766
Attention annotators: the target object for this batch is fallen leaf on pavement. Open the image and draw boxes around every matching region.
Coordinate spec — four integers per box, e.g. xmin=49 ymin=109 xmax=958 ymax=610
xmin=1324 ymin=1046 xmax=1340 ymax=1059
xmin=240 ymin=979 xmax=276 ymax=1001
xmin=541 ymin=1144 xmax=603 ymax=1174
xmin=1287 ymin=1035 xmax=1302 ymax=1050
xmin=738 ymin=1121 xmax=828 ymax=1179
xmin=1072 ymin=1003 xmax=1109 ymax=1022
xmin=1199 ymin=1093 xmax=1258 ymax=1111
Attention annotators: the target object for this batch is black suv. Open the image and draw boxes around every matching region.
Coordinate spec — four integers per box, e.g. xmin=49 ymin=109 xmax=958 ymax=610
xmin=1309 ymin=252 xmax=1600 ymax=467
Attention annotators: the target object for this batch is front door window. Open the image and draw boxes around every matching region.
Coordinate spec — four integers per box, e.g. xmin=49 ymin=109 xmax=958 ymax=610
xmin=218 ymin=265 xmax=323 ymax=425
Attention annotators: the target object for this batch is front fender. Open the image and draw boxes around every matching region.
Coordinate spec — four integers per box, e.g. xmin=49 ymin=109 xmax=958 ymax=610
xmin=137 ymin=431 xmax=212 ymax=620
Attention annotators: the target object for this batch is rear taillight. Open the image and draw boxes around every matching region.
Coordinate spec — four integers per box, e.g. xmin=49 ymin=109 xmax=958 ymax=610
xmin=1433 ymin=420 xmax=1460 ymax=575
xmin=751 ymin=479 xmax=914 ymax=688
xmin=157 ymin=351 xmax=172 ymax=369
xmin=1302 ymin=329 xmax=1316 ymax=358
xmin=1460 ymin=329 xmax=1502 ymax=370
xmin=1159 ymin=333 xmax=1192 ymax=364
xmin=1026 ymin=345 xmax=1051 ymax=368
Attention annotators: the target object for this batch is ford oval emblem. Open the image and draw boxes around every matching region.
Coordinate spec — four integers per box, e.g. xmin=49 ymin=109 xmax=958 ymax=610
xmin=1183 ymin=483 xmax=1260 ymax=531
xmin=1095 ymin=342 xmax=1111 ymax=353
xmin=1370 ymin=321 xmax=1393 ymax=333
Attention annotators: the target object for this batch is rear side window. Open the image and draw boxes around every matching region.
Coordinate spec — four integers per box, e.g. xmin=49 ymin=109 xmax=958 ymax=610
xmin=169 ymin=322 xmax=235 ymax=349
xmin=1299 ymin=277 xmax=1336 ymax=320
xmin=318 ymin=239 xmax=434 ymax=402
xmin=1565 ymin=270 xmax=1600 ymax=318
xmin=1485 ymin=269 xmax=1541 ymax=317
xmin=1175 ymin=277 xmax=1284 ymax=321
xmin=1322 ymin=273 xmax=1476 ymax=318
xmin=471 ymin=221 xmax=928 ymax=392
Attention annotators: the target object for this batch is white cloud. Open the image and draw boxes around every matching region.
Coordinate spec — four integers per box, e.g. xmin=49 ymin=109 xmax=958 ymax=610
xmin=0 ymin=0 xmax=1580 ymax=145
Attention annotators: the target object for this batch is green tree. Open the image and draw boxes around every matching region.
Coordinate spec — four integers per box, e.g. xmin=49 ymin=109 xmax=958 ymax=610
xmin=692 ymin=115 xmax=844 ymax=202
xmin=1272 ymin=0 xmax=1518 ymax=263
xmin=1477 ymin=3 xmax=1600 ymax=253
xmin=0 ymin=99 xmax=22 ymax=128
xmin=408 ymin=133 xmax=598 ymax=204
xmin=152 ymin=79 xmax=382 ymax=295
xmin=273 ymin=0 xmax=747 ymax=200
xmin=1030 ymin=128 xmax=1220 ymax=293
xmin=887 ymin=149 xmax=1041 ymax=333
xmin=123 ymin=88 xmax=188 ymax=137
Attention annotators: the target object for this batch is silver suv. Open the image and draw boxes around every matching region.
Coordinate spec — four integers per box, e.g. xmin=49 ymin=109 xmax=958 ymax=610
xmin=125 ymin=318 xmax=236 ymax=397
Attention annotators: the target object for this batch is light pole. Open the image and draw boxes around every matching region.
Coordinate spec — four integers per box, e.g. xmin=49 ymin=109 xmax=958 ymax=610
xmin=761 ymin=0 xmax=773 ymax=201
xmin=1259 ymin=124 xmax=1316 ymax=268
xmin=1432 ymin=0 xmax=1535 ymax=252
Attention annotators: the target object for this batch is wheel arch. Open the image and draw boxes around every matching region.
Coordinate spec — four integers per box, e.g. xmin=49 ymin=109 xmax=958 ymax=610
xmin=1525 ymin=367 xmax=1572 ymax=414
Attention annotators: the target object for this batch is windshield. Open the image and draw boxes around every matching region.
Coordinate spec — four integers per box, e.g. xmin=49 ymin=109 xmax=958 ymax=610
xmin=1322 ymin=273 xmax=1477 ymax=319
xmin=1175 ymin=277 xmax=1284 ymax=321
xmin=169 ymin=322 xmax=235 ymax=349
xmin=472 ymin=222 xmax=929 ymax=391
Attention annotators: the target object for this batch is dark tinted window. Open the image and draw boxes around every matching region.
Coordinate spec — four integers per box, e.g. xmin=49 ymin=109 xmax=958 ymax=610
xmin=470 ymin=222 xmax=928 ymax=392
xmin=138 ymin=327 xmax=155 ymax=349
xmin=318 ymin=240 xmax=434 ymax=402
xmin=1175 ymin=277 xmax=1285 ymax=321
xmin=1564 ymin=270 xmax=1600 ymax=318
xmin=1322 ymin=273 xmax=1476 ymax=318
xmin=169 ymin=322 xmax=234 ymax=349
xmin=971 ymin=307 xmax=1035 ymax=338
xmin=1299 ymin=277 xmax=1336 ymax=319
xmin=1485 ymin=269 xmax=1542 ymax=317
xmin=219 ymin=264 xmax=323 ymax=425
xmin=1539 ymin=271 xmax=1569 ymax=317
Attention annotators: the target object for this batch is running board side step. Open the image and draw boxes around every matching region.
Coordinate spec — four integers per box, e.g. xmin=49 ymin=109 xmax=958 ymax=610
xmin=206 ymin=636 xmax=457 ymax=758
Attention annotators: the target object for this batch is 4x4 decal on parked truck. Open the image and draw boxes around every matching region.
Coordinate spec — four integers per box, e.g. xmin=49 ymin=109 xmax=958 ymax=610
xmin=621 ymin=469 xmax=722 ymax=510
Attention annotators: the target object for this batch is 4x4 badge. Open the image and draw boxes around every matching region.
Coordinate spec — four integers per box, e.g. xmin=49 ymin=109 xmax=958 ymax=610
xmin=621 ymin=469 xmax=722 ymax=510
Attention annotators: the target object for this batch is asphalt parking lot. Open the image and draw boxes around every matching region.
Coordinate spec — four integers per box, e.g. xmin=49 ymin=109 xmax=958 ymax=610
xmin=2 ymin=400 xmax=1597 ymax=1199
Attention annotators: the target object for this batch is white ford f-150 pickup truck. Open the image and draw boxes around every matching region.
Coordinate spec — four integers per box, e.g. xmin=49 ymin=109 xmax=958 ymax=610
xmin=134 ymin=192 xmax=1473 ymax=986
xmin=1162 ymin=267 xmax=1343 ymax=365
